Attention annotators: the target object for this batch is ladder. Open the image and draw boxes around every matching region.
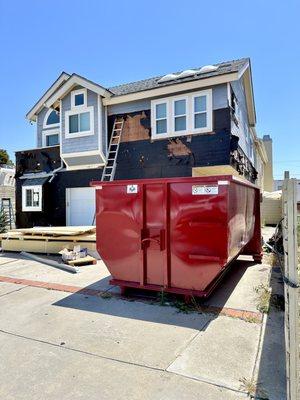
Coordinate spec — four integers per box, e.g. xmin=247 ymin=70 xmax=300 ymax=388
xmin=1 ymin=198 xmax=15 ymax=230
xmin=101 ymin=117 xmax=124 ymax=182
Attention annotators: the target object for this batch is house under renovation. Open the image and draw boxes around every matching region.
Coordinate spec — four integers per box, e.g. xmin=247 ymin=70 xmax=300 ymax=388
xmin=16 ymin=57 xmax=266 ymax=228
xmin=0 ymin=166 xmax=15 ymax=229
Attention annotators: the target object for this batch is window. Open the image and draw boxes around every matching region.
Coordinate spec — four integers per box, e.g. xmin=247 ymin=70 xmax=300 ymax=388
xmin=22 ymin=186 xmax=42 ymax=212
xmin=46 ymin=110 xmax=59 ymax=125
xmin=155 ymin=102 xmax=167 ymax=134
xmin=46 ymin=133 xmax=59 ymax=146
xmin=75 ymin=93 xmax=84 ymax=106
xmin=174 ymin=98 xmax=187 ymax=132
xmin=65 ymin=106 xmax=94 ymax=138
xmin=42 ymin=129 xmax=60 ymax=147
xmin=151 ymin=89 xmax=212 ymax=139
xmin=193 ymin=95 xmax=207 ymax=129
xmin=43 ymin=108 xmax=60 ymax=128
xmin=69 ymin=112 xmax=90 ymax=133
xmin=71 ymin=89 xmax=87 ymax=108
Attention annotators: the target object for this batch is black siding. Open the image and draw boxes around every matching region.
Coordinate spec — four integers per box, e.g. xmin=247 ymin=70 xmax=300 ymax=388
xmin=16 ymin=169 xmax=102 ymax=228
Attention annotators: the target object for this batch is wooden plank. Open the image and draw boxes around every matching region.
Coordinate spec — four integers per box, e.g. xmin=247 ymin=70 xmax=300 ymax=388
xmin=0 ymin=237 xmax=96 ymax=254
xmin=9 ymin=226 xmax=96 ymax=237
xmin=66 ymin=256 xmax=97 ymax=266
xmin=0 ymin=232 xmax=96 ymax=242
xmin=192 ymin=165 xmax=242 ymax=178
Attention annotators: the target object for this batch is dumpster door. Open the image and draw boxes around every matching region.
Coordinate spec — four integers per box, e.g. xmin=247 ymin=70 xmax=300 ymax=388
xmin=141 ymin=183 xmax=166 ymax=287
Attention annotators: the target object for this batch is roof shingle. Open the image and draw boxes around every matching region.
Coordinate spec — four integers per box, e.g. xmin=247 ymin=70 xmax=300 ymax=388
xmin=108 ymin=58 xmax=249 ymax=96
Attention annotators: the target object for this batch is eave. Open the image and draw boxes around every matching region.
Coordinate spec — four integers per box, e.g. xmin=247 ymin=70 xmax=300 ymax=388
xmin=103 ymin=72 xmax=239 ymax=106
xmin=26 ymin=72 xmax=70 ymax=122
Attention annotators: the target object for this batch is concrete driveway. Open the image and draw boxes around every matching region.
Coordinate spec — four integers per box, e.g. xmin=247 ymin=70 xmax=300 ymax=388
xmin=0 ymin=231 xmax=286 ymax=399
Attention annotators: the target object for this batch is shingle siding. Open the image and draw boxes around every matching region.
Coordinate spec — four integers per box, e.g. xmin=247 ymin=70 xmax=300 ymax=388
xmin=61 ymin=87 xmax=100 ymax=154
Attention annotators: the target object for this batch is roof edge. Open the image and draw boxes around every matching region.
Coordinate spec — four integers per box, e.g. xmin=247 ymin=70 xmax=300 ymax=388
xmin=26 ymin=72 xmax=70 ymax=122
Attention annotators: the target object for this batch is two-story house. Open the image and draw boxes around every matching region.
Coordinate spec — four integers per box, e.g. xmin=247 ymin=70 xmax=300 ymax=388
xmin=15 ymin=57 xmax=262 ymax=228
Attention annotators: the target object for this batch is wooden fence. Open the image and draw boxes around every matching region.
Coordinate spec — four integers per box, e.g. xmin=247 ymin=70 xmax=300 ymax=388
xmin=282 ymin=178 xmax=300 ymax=399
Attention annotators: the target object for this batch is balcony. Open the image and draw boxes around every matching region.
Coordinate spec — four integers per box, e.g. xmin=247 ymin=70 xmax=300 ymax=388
xmin=15 ymin=146 xmax=61 ymax=177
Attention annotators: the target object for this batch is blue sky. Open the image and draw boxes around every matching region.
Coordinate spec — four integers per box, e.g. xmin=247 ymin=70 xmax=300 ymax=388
xmin=0 ymin=0 xmax=299 ymax=180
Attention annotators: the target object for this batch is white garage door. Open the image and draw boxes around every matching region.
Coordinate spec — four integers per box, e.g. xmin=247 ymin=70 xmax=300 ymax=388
xmin=66 ymin=187 xmax=96 ymax=226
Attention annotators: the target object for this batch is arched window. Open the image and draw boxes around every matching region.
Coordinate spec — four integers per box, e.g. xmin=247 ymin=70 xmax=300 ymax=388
xmin=43 ymin=108 xmax=60 ymax=128
xmin=46 ymin=110 xmax=59 ymax=125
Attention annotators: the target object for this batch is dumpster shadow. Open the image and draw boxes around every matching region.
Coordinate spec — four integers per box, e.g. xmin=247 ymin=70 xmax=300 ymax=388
xmin=254 ymin=264 xmax=286 ymax=400
xmin=52 ymin=257 xmax=258 ymax=330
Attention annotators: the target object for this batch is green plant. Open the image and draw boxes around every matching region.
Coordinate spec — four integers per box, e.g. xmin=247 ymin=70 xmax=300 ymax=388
xmin=254 ymin=284 xmax=271 ymax=313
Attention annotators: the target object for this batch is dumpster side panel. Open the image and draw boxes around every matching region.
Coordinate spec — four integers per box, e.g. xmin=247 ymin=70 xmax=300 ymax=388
xmin=227 ymin=181 xmax=259 ymax=260
xmin=169 ymin=181 xmax=228 ymax=291
xmin=95 ymin=184 xmax=142 ymax=282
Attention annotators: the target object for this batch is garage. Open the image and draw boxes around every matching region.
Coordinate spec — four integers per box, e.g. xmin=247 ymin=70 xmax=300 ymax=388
xmin=66 ymin=187 xmax=96 ymax=226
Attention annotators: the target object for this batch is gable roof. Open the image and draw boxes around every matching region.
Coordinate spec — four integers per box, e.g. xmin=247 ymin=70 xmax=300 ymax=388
xmin=44 ymin=73 xmax=112 ymax=109
xmin=108 ymin=58 xmax=249 ymax=96
xmin=26 ymin=72 xmax=70 ymax=122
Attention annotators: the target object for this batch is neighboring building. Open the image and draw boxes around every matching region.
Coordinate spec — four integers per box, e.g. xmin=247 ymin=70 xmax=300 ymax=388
xmin=262 ymin=134 xmax=274 ymax=191
xmin=16 ymin=57 xmax=262 ymax=227
xmin=0 ymin=166 xmax=15 ymax=229
xmin=274 ymin=179 xmax=300 ymax=202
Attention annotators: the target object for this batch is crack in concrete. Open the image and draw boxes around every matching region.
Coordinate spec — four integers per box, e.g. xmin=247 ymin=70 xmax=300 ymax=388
xmin=0 ymin=285 xmax=29 ymax=298
xmin=0 ymin=327 xmax=247 ymax=397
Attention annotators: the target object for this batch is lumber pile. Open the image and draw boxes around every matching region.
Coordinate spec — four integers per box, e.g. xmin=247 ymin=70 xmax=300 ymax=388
xmin=0 ymin=226 xmax=97 ymax=254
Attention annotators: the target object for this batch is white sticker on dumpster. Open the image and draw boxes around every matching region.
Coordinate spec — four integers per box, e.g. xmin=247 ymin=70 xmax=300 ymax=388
xmin=127 ymin=184 xmax=138 ymax=194
xmin=192 ymin=185 xmax=218 ymax=195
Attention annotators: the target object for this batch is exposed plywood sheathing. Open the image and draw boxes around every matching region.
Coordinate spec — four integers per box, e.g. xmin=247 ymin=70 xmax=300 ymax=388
xmin=192 ymin=165 xmax=241 ymax=178
xmin=167 ymin=139 xmax=192 ymax=157
xmin=121 ymin=112 xmax=150 ymax=142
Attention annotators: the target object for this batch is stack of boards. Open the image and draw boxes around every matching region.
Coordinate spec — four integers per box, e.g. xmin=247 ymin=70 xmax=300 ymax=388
xmin=0 ymin=226 xmax=96 ymax=255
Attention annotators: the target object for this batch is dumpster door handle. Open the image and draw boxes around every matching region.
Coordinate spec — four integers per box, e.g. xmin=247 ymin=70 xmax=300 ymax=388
xmin=141 ymin=229 xmax=165 ymax=251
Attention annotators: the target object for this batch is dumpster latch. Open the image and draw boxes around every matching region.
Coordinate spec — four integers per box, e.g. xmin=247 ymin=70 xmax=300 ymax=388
xmin=141 ymin=229 xmax=165 ymax=251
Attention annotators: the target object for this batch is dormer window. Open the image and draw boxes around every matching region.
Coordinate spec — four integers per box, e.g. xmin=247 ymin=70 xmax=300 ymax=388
xmin=71 ymin=89 xmax=87 ymax=108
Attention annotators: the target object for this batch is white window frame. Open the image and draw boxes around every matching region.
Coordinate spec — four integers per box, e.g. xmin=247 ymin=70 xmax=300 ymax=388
xmin=172 ymin=96 xmax=188 ymax=135
xmin=191 ymin=90 xmax=213 ymax=134
xmin=71 ymin=88 xmax=87 ymax=108
xmin=151 ymin=100 xmax=169 ymax=137
xmin=151 ymin=89 xmax=212 ymax=139
xmin=43 ymin=108 xmax=60 ymax=129
xmin=42 ymin=129 xmax=60 ymax=147
xmin=22 ymin=185 xmax=42 ymax=212
xmin=65 ymin=106 xmax=94 ymax=138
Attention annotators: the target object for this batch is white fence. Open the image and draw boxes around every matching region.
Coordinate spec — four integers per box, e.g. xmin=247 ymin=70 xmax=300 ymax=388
xmin=282 ymin=178 xmax=300 ymax=399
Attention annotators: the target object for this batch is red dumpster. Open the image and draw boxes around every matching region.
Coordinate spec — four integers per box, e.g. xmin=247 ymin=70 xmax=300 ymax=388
xmin=91 ymin=175 xmax=262 ymax=298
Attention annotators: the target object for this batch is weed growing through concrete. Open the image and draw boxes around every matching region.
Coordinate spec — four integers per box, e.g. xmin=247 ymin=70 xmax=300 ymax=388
xmin=254 ymin=284 xmax=271 ymax=313
xmin=239 ymin=377 xmax=268 ymax=399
